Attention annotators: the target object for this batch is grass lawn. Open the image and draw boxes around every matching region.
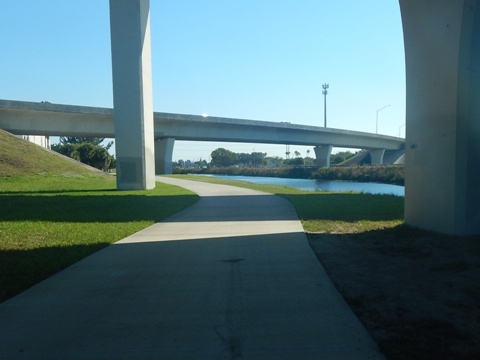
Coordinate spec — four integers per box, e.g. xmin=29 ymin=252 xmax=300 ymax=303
xmin=0 ymin=175 xmax=199 ymax=302
xmin=168 ymin=174 xmax=404 ymax=233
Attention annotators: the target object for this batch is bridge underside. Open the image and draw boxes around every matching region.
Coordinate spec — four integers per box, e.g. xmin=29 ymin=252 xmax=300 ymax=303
xmin=400 ymin=0 xmax=480 ymax=235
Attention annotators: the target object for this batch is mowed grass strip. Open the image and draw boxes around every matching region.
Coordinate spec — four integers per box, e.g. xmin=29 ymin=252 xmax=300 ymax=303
xmin=0 ymin=175 xmax=199 ymax=302
xmin=168 ymin=174 xmax=404 ymax=233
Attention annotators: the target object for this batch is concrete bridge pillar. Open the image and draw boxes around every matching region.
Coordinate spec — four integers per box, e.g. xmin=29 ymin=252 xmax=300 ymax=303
xmin=155 ymin=138 xmax=175 ymax=175
xmin=400 ymin=0 xmax=480 ymax=235
xmin=370 ymin=149 xmax=385 ymax=165
xmin=109 ymin=0 xmax=155 ymax=190
xmin=314 ymin=145 xmax=333 ymax=168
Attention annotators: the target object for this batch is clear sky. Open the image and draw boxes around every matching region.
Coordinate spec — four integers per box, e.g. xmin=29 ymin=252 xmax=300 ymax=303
xmin=0 ymin=1 xmax=406 ymax=162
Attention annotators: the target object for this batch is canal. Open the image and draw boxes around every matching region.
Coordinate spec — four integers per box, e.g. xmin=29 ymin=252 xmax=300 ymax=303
xmin=197 ymin=175 xmax=404 ymax=196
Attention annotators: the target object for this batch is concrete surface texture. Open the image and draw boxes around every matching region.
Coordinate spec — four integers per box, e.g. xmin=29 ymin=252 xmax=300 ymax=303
xmin=0 ymin=177 xmax=384 ymax=359
xmin=400 ymin=0 xmax=480 ymax=235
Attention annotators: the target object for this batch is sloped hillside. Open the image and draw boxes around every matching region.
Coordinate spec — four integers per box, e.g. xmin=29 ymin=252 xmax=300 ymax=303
xmin=0 ymin=130 xmax=101 ymax=178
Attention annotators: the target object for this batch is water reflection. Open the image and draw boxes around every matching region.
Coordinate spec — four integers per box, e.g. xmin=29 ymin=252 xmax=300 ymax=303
xmin=198 ymin=175 xmax=404 ymax=196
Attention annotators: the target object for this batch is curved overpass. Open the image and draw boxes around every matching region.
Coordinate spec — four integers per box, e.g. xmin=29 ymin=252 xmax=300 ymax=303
xmin=0 ymin=99 xmax=404 ymax=173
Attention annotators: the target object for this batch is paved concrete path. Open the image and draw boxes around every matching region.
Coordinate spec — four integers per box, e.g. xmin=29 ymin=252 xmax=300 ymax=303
xmin=0 ymin=177 xmax=384 ymax=359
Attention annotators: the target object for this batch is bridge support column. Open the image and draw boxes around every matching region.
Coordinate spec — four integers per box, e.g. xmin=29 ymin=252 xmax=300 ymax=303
xmin=109 ymin=0 xmax=155 ymax=190
xmin=370 ymin=149 xmax=385 ymax=165
xmin=155 ymin=138 xmax=175 ymax=174
xmin=314 ymin=145 xmax=333 ymax=168
xmin=400 ymin=0 xmax=480 ymax=235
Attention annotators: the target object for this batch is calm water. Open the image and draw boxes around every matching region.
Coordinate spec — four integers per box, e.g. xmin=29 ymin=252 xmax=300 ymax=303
xmin=198 ymin=174 xmax=404 ymax=196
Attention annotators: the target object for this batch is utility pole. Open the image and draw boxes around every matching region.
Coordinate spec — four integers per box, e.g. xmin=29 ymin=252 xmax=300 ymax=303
xmin=322 ymin=83 xmax=329 ymax=127
xmin=285 ymin=144 xmax=290 ymax=160
xmin=376 ymin=104 xmax=391 ymax=134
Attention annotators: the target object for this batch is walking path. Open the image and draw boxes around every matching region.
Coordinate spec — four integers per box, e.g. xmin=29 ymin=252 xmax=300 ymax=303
xmin=0 ymin=177 xmax=384 ymax=359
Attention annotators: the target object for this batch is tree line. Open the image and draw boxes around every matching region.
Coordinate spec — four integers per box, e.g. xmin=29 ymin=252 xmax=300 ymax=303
xmin=51 ymin=140 xmax=357 ymax=173
xmin=174 ymin=147 xmax=357 ymax=169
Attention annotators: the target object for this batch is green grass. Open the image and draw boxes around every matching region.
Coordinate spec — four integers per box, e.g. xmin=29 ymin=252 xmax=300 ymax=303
xmin=168 ymin=174 xmax=404 ymax=233
xmin=0 ymin=175 xmax=199 ymax=302
xmin=0 ymin=131 xmax=100 ymax=178
xmin=0 ymin=131 xmax=200 ymax=302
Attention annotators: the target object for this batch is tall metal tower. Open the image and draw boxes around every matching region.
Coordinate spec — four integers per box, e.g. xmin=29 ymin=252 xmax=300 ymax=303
xmin=322 ymin=83 xmax=329 ymax=127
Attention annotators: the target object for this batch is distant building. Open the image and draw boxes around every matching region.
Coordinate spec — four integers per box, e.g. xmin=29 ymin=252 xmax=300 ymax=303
xmin=19 ymin=135 xmax=51 ymax=149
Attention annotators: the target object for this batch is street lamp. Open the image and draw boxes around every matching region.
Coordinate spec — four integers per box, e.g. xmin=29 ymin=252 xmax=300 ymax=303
xmin=376 ymin=104 xmax=390 ymax=134
xmin=322 ymin=83 xmax=329 ymax=127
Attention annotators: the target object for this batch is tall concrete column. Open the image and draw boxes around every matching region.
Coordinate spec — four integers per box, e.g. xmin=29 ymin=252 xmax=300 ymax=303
xmin=369 ymin=149 xmax=385 ymax=165
xmin=109 ymin=0 xmax=155 ymax=190
xmin=155 ymin=138 xmax=175 ymax=175
xmin=400 ymin=0 xmax=480 ymax=235
xmin=314 ymin=145 xmax=333 ymax=168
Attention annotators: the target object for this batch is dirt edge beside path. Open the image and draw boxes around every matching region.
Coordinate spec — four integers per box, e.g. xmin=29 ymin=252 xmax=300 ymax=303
xmin=307 ymin=228 xmax=480 ymax=360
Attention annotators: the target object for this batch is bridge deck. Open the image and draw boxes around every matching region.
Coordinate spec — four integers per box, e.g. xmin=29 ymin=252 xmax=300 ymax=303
xmin=0 ymin=99 xmax=404 ymax=150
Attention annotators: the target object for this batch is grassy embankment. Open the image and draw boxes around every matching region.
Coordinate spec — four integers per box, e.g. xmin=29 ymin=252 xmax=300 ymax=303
xmin=0 ymin=130 xmax=199 ymax=302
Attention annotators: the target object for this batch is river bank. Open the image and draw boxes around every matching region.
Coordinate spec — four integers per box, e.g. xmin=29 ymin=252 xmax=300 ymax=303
xmin=174 ymin=164 xmax=405 ymax=186
xmin=195 ymin=174 xmax=404 ymax=196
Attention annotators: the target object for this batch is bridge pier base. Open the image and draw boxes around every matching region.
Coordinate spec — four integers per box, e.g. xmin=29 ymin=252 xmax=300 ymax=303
xmin=109 ymin=0 xmax=155 ymax=190
xmin=400 ymin=0 xmax=480 ymax=235
xmin=370 ymin=149 xmax=385 ymax=165
xmin=155 ymin=138 xmax=175 ymax=175
xmin=314 ymin=145 xmax=333 ymax=168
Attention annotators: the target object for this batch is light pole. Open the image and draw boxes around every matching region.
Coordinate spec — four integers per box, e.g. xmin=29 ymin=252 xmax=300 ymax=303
xmin=376 ymin=104 xmax=390 ymax=134
xmin=322 ymin=83 xmax=329 ymax=127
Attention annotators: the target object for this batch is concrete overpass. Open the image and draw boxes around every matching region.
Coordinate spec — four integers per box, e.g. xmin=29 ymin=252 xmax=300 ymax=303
xmin=0 ymin=99 xmax=404 ymax=174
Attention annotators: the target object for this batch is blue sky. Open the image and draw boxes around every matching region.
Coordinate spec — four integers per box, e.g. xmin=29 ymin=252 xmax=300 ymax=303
xmin=0 ymin=1 xmax=405 ymax=161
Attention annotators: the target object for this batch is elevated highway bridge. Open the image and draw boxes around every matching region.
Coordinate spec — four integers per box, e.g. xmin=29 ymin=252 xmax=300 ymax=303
xmin=0 ymin=99 xmax=405 ymax=174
